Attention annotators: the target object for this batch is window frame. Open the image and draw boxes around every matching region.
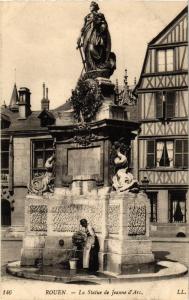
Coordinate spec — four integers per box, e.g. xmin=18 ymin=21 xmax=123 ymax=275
xmin=156 ymin=48 xmax=174 ymax=72
xmin=168 ymin=190 xmax=187 ymax=223
xmin=155 ymin=91 xmax=176 ymax=120
xmin=146 ymin=139 xmax=174 ymax=169
xmin=156 ymin=140 xmax=173 ymax=168
xmin=31 ymin=139 xmax=54 ymax=179
xmin=1 ymin=138 xmax=10 ymax=183
xmin=146 ymin=139 xmax=187 ymax=169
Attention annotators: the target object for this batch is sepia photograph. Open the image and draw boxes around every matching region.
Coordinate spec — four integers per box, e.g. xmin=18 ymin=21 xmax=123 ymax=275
xmin=0 ymin=1 xmax=188 ymax=299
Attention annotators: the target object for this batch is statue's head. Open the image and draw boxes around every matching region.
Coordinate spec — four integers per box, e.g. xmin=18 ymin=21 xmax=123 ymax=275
xmin=90 ymin=1 xmax=99 ymax=12
xmin=80 ymin=218 xmax=88 ymax=228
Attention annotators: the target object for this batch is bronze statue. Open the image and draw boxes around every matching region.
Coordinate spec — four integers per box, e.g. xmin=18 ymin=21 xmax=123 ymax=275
xmin=77 ymin=1 xmax=116 ymax=77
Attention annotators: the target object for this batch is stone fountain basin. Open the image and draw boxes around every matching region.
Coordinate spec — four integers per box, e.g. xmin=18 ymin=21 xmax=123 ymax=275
xmin=6 ymin=260 xmax=187 ymax=284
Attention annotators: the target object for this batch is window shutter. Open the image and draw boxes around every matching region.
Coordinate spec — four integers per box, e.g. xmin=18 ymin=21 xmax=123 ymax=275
xmin=156 ymin=92 xmax=163 ymax=118
xmin=183 ymin=140 xmax=188 ymax=168
xmin=146 ymin=140 xmax=155 ymax=168
xmin=166 ymin=92 xmax=175 ymax=119
xmin=175 ymin=140 xmax=183 ymax=168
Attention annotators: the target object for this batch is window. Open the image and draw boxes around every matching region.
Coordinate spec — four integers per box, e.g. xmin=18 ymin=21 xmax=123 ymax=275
xmin=157 ymin=49 xmax=174 ymax=72
xmin=157 ymin=141 xmax=173 ymax=167
xmin=147 ymin=192 xmax=157 ymax=222
xmin=32 ymin=139 xmax=54 ymax=178
xmin=156 ymin=91 xmax=175 ymax=119
xmin=175 ymin=139 xmax=188 ymax=168
xmin=169 ymin=191 xmax=186 ymax=223
xmin=1 ymin=139 xmax=9 ymax=183
xmin=147 ymin=140 xmax=155 ymax=168
xmin=146 ymin=140 xmax=174 ymax=168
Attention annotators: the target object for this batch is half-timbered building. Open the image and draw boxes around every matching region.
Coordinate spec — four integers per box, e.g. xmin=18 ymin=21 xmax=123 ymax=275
xmin=135 ymin=6 xmax=188 ymax=237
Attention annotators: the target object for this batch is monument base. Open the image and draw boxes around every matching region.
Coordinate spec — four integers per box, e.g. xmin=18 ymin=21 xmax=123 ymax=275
xmin=21 ymin=191 xmax=154 ymax=274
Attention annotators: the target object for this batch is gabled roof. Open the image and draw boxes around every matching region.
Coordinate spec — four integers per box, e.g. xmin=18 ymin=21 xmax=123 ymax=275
xmin=134 ymin=6 xmax=188 ymax=93
xmin=149 ymin=6 xmax=188 ymax=46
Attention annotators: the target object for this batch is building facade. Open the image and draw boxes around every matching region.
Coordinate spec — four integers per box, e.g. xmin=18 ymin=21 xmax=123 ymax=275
xmin=1 ymin=83 xmax=56 ymax=237
xmin=135 ymin=7 xmax=188 ymax=236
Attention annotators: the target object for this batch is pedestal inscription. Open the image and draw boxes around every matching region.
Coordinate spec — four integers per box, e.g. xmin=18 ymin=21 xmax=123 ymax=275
xmin=68 ymin=147 xmax=101 ymax=177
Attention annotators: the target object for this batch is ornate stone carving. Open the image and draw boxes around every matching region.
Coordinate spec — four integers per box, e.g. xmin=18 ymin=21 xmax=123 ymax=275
xmin=108 ymin=205 xmax=120 ymax=234
xmin=128 ymin=206 xmax=146 ymax=235
xmin=28 ymin=154 xmax=55 ymax=195
xmin=76 ymin=2 xmax=116 ymax=78
xmin=110 ymin=138 xmax=139 ymax=192
xmin=71 ymin=133 xmax=97 ymax=146
xmin=70 ymin=78 xmax=103 ymax=122
xmin=52 ymin=204 xmax=102 ymax=233
xmin=30 ymin=205 xmax=47 ymax=231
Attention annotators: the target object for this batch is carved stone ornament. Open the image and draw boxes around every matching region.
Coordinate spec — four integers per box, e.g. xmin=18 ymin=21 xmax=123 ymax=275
xmin=110 ymin=138 xmax=139 ymax=193
xmin=128 ymin=206 xmax=146 ymax=235
xmin=28 ymin=154 xmax=55 ymax=195
xmin=30 ymin=205 xmax=47 ymax=231
xmin=70 ymin=78 xmax=103 ymax=122
xmin=72 ymin=132 xmax=97 ymax=146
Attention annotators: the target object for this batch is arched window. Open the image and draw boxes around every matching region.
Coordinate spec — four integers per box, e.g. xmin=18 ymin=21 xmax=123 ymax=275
xmin=1 ymin=200 xmax=11 ymax=226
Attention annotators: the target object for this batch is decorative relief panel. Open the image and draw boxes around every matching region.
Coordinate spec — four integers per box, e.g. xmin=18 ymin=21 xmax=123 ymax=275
xmin=52 ymin=204 xmax=102 ymax=233
xmin=128 ymin=206 xmax=146 ymax=235
xmin=108 ymin=205 xmax=120 ymax=234
xmin=30 ymin=205 xmax=47 ymax=231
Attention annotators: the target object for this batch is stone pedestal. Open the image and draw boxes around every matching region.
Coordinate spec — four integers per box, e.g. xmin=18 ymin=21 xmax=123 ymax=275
xmin=105 ymin=191 xmax=154 ymax=273
xmin=21 ymin=191 xmax=154 ymax=274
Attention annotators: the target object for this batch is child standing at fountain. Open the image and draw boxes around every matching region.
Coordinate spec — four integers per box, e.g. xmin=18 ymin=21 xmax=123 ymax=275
xmin=80 ymin=219 xmax=99 ymax=273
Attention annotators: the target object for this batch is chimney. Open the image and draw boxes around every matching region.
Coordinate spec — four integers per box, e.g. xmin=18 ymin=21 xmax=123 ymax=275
xmin=41 ymin=83 xmax=50 ymax=111
xmin=18 ymin=87 xmax=31 ymax=119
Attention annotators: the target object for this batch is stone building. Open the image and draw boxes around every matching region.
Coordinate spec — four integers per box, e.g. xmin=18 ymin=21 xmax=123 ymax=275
xmin=135 ymin=6 xmax=188 ymax=237
xmin=1 ymin=83 xmax=57 ymax=237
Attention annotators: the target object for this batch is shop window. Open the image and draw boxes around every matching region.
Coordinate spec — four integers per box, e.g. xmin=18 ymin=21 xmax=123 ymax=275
xmin=32 ymin=139 xmax=54 ymax=178
xmin=169 ymin=191 xmax=186 ymax=223
xmin=147 ymin=192 xmax=157 ymax=222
